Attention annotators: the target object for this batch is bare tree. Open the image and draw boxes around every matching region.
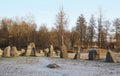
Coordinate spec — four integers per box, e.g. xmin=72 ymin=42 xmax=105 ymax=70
xmin=76 ymin=14 xmax=87 ymax=48
xmin=37 ymin=24 xmax=50 ymax=49
xmin=97 ymin=10 xmax=103 ymax=48
xmin=104 ymin=20 xmax=111 ymax=47
xmin=0 ymin=18 xmax=12 ymax=47
xmin=70 ymin=27 xmax=79 ymax=47
xmin=88 ymin=15 xmax=96 ymax=48
xmin=113 ymin=18 xmax=120 ymax=48
xmin=55 ymin=8 xmax=68 ymax=58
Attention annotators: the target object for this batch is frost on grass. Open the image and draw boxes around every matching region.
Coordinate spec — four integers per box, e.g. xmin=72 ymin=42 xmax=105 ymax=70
xmin=0 ymin=57 xmax=120 ymax=76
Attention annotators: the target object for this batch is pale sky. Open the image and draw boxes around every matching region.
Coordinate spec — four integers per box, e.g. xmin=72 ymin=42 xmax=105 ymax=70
xmin=0 ymin=0 xmax=119 ymax=30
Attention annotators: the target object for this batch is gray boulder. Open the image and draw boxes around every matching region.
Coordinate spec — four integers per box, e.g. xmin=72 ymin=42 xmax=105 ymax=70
xmin=88 ymin=49 xmax=100 ymax=60
xmin=47 ymin=63 xmax=60 ymax=68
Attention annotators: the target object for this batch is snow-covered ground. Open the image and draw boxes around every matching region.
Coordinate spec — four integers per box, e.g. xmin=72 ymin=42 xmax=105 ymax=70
xmin=0 ymin=56 xmax=120 ymax=76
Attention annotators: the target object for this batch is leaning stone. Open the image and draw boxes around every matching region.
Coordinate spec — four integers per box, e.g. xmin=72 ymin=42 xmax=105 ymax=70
xmin=30 ymin=48 xmax=36 ymax=56
xmin=47 ymin=63 xmax=60 ymax=68
xmin=29 ymin=43 xmax=36 ymax=49
xmin=3 ymin=46 xmax=11 ymax=57
xmin=25 ymin=45 xmax=32 ymax=56
xmin=29 ymin=43 xmax=36 ymax=56
xmin=106 ymin=50 xmax=114 ymax=62
xmin=25 ymin=43 xmax=36 ymax=56
xmin=19 ymin=49 xmax=26 ymax=56
xmin=11 ymin=46 xmax=18 ymax=57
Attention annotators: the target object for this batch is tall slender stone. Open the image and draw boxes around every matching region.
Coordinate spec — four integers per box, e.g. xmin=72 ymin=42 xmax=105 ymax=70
xmin=3 ymin=46 xmax=11 ymax=57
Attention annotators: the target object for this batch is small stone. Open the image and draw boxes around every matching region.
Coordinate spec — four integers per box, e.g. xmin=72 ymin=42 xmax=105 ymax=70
xmin=47 ymin=63 xmax=60 ymax=68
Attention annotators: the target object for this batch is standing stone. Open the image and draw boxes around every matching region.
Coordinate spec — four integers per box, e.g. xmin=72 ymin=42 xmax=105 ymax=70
xmin=47 ymin=45 xmax=54 ymax=57
xmin=29 ymin=43 xmax=36 ymax=49
xmin=88 ymin=49 xmax=100 ymax=60
xmin=74 ymin=47 xmax=80 ymax=59
xmin=30 ymin=43 xmax=36 ymax=56
xmin=114 ymin=54 xmax=120 ymax=63
xmin=3 ymin=46 xmax=11 ymax=57
xmin=0 ymin=49 xmax=3 ymax=56
xmin=60 ymin=44 xmax=68 ymax=58
xmin=25 ymin=43 xmax=36 ymax=56
xmin=25 ymin=45 xmax=32 ymax=56
xmin=106 ymin=50 xmax=114 ymax=62
xmin=44 ymin=48 xmax=49 ymax=56
xmin=11 ymin=46 xmax=18 ymax=57
xmin=50 ymin=45 xmax=54 ymax=57
xmin=31 ymin=48 xmax=36 ymax=56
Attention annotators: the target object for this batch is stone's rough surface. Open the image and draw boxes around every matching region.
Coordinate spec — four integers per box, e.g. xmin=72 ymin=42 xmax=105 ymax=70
xmin=3 ymin=46 xmax=11 ymax=57
xmin=114 ymin=54 xmax=120 ymax=63
xmin=74 ymin=47 xmax=80 ymax=59
xmin=0 ymin=49 xmax=3 ymax=55
xmin=47 ymin=45 xmax=54 ymax=57
xmin=60 ymin=44 xmax=68 ymax=58
xmin=49 ymin=45 xmax=54 ymax=57
xmin=21 ymin=49 xmax=25 ymax=53
xmin=106 ymin=50 xmax=120 ymax=63
xmin=11 ymin=46 xmax=18 ymax=57
xmin=74 ymin=51 xmax=80 ymax=59
xmin=25 ymin=45 xmax=32 ymax=56
xmin=19 ymin=49 xmax=26 ymax=56
xmin=88 ymin=49 xmax=100 ymax=60
xmin=25 ymin=42 xmax=36 ymax=56
xmin=44 ymin=48 xmax=49 ymax=56
xmin=47 ymin=63 xmax=60 ymax=68
xmin=106 ymin=51 xmax=114 ymax=62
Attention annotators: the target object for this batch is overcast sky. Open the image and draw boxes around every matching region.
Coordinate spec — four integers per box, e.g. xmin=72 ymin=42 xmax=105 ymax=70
xmin=0 ymin=0 xmax=119 ymax=30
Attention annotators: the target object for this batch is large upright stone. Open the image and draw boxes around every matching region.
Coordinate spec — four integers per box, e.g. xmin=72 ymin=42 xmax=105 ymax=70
xmin=106 ymin=50 xmax=114 ymax=62
xmin=11 ymin=46 xmax=18 ymax=57
xmin=106 ymin=50 xmax=120 ymax=63
xmin=0 ymin=49 xmax=3 ymax=55
xmin=88 ymin=49 xmax=100 ymax=60
xmin=47 ymin=45 xmax=54 ymax=57
xmin=60 ymin=44 xmax=68 ymax=58
xmin=25 ymin=43 xmax=36 ymax=56
xmin=74 ymin=47 xmax=80 ymax=59
xmin=3 ymin=46 xmax=11 ymax=57
xmin=50 ymin=45 xmax=54 ymax=57
xmin=25 ymin=45 xmax=32 ymax=56
xmin=44 ymin=48 xmax=49 ymax=56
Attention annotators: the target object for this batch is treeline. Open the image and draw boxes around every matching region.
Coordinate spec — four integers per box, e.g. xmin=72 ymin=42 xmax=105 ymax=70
xmin=0 ymin=9 xmax=120 ymax=49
